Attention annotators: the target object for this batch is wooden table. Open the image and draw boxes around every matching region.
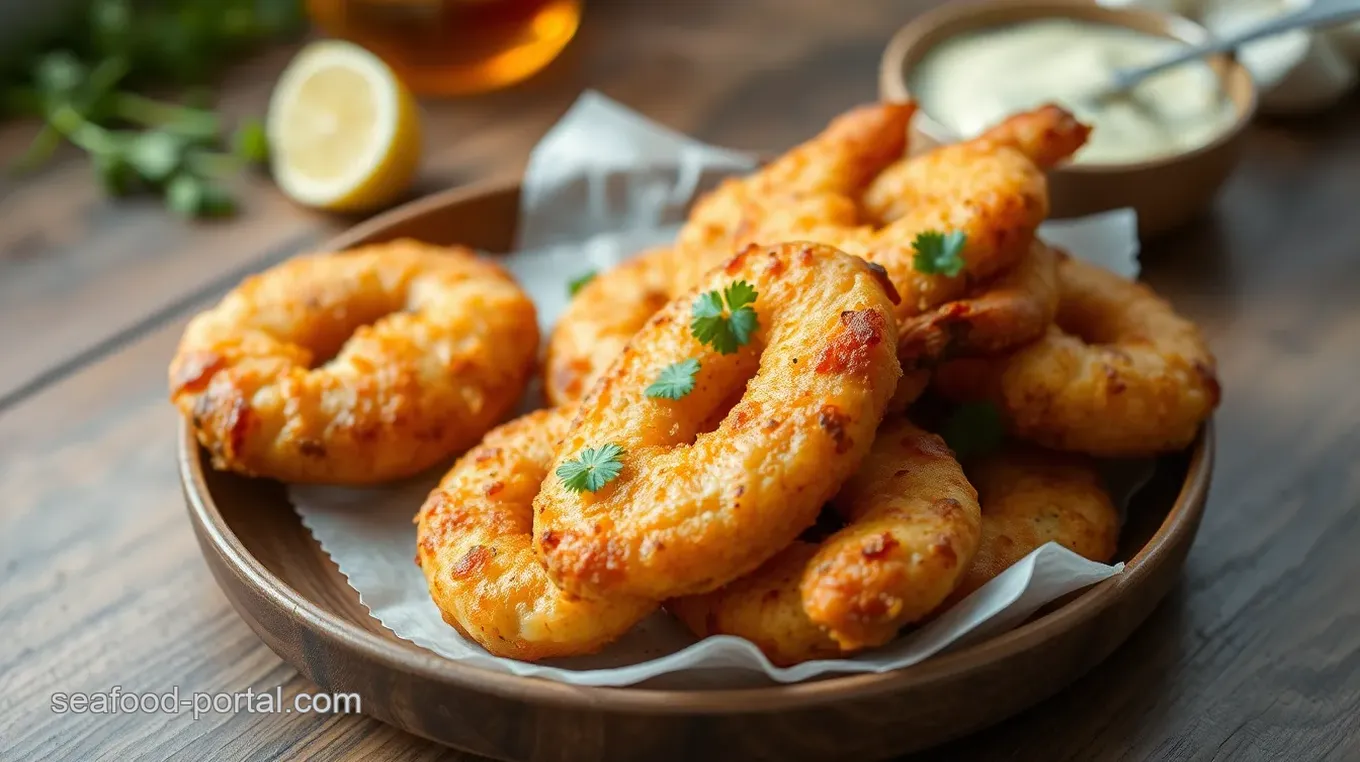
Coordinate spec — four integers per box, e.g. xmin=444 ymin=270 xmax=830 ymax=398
xmin=3 ymin=1 xmax=1359 ymax=759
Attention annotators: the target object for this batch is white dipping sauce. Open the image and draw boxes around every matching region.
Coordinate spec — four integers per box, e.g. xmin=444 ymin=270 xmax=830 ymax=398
xmin=911 ymin=19 xmax=1238 ymax=165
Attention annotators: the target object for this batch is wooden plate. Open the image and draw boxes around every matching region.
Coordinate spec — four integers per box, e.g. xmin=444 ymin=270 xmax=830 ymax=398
xmin=179 ymin=177 xmax=1214 ymax=762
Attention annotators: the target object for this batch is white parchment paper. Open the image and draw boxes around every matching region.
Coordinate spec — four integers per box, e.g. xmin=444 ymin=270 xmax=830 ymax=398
xmin=291 ymin=93 xmax=1145 ymax=687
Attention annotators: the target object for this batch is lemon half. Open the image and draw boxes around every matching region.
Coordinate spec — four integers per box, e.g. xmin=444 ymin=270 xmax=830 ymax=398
xmin=266 ymin=40 xmax=422 ymax=212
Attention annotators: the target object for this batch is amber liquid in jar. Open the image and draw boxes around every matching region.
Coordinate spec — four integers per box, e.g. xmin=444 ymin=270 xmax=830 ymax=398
xmin=307 ymin=0 xmax=582 ymax=95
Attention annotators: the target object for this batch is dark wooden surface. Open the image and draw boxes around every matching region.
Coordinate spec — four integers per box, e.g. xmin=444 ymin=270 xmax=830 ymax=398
xmin=1 ymin=1 xmax=1358 ymax=759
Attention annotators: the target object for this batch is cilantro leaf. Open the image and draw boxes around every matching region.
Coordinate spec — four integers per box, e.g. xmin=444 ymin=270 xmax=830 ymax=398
xmin=690 ymin=280 xmax=760 ymax=354
xmin=727 ymin=305 xmax=758 ymax=346
xmin=556 ymin=443 xmax=625 ymax=493
xmin=692 ymin=290 xmax=723 ymax=320
xmin=567 ymin=270 xmax=597 ymax=297
xmin=912 ymin=230 xmax=968 ymax=277
xmin=724 ymin=280 xmax=757 ymax=311
xmin=645 ymin=358 xmax=700 ymax=400
xmin=940 ymin=402 xmax=1004 ymax=461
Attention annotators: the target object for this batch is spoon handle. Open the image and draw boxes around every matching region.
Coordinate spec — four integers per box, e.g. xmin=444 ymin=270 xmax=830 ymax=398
xmin=1112 ymin=0 xmax=1360 ymax=90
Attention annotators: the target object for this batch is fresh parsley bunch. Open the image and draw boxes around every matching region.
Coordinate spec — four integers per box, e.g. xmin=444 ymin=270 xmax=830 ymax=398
xmin=2 ymin=0 xmax=306 ymax=217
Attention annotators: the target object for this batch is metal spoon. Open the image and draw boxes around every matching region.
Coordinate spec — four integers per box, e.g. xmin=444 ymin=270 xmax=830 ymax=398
xmin=1096 ymin=0 xmax=1360 ymax=99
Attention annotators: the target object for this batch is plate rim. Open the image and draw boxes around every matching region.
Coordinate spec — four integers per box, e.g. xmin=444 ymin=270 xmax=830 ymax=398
xmin=178 ymin=176 xmax=1215 ymax=716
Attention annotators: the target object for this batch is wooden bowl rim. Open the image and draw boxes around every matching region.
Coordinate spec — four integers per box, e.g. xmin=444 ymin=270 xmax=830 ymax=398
xmin=878 ymin=0 xmax=1259 ymax=173
xmin=180 ymin=176 xmax=1215 ymax=715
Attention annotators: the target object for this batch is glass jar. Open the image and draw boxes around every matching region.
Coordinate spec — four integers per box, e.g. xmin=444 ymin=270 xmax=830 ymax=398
xmin=307 ymin=0 xmax=582 ymax=95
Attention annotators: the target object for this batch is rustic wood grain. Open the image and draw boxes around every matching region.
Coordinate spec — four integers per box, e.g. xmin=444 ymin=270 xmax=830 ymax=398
xmin=3 ymin=0 xmax=1360 ymax=758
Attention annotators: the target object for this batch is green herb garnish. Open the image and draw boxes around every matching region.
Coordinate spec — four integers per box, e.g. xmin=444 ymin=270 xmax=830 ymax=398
xmin=2 ymin=0 xmax=306 ymax=217
xmin=645 ymin=358 xmax=700 ymax=400
xmin=556 ymin=444 xmax=625 ymax=493
xmin=911 ymin=230 xmax=968 ymax=277
xmin=567 ymin=270 xmax=597 ymax=297
xmin=691 ymin=280 xmax=759 ymax=354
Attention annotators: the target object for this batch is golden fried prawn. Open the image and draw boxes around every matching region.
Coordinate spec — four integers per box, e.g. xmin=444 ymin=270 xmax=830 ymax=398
xmin=673 ymin=103 xmax=916 ymax=288
xmin=416 ymin=407 xmax=654 ymax=660
xmin=864 ymin=104 xmax=1090 ymax=226
xmin=896 ymin=240 xmax=1059 ymax=369
xmin=801 ymin=419 xmax=982 ymax=650
xmin=670 ymin=418 xmax=981 ymax=663
xmin=944 ymin=446 xmax=1120 ymax=607
xmin=668 ymin=542 xmax=843 ymax=667
xmin=534 ymin=243 xmax=902 ymax=601
xmin=860 ymin=105 xmax=1090 ymax=314
xmin=669 ymin=437 xmax=1117 ymax=667
xmin=170 ymin=239 xmax=538 ymax=484
xmin=544 ymin=247 xmax=679 ymax=406
xmin=544 ymin=106 xmax=914 ymax=406
xmin=935 ymin=255 xmax=1220 ymax=456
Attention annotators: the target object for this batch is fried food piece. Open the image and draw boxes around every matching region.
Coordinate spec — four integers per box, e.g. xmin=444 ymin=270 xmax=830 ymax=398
xmin=864 ymin=104 xmax=1090 ymax=225
xmin=802 ymin=418 xmax=981 ymax=649
xmin=534 ymin=243 xmax=902 ymax=601
xmin=544 ymin=247 xmax=679 ymax=406
xmin=416 ymin=407 xmax=655 ymax=660
xmin=170 ymin=239 xmax=539 ymax=484
xmin=545 ymin=105 xmax=1082 ymax=409
xmin=725 ymin=105 xmax=1086 ymax=322
xmin=861 ymin=105 xmax=1091 ymax=315
xmin=670 ymin=437 xmax=1118 ymax=667
xmin=671 ymin=418 xmax=981 ymax=663
xmin=935 ymin=255 xmax=1220 ymax=456
xmin=896 ymin=240 xmax=1059 ymax=369
xmin=943 ymin=446 xmax=1120 ymax=607
xmin=672 ymin=102 xmax=916 ymax=288
xmin=545 ymin=106 xmax=913 ymax=407
xmin=669 ymin=541 xmax=843 ymax=666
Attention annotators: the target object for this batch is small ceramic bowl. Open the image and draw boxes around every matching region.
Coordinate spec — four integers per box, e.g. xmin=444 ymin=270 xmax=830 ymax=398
xmin=880 ymin=0 xmax=1258 ymax=238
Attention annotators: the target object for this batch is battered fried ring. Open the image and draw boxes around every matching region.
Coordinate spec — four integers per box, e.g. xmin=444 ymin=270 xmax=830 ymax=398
xmin=670 ymin=438 xmax=1117 ymax=666
xmin=544 ymin=246 xmax=679 ymax=407
xmin=935 ymin=255 xmax=1220 ymax=456
xmin=416 ymin=407 xmax=654 ymax=660
xmin=671 ymin=418 xmax=981 ymax=663
xmin=534 ymin=242 xmax=902 ymax=601
xmin=943 ymin=446 xmax=1120 ymax=608
xmin=170 ymin=239 xmax=539 ymax=484
xmin=896 ymin=240 xmax=1059 ymax=369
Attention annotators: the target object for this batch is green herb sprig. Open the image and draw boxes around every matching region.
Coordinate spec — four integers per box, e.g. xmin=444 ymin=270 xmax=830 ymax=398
xmin=645 ymin=358 xmax=700 ymax=400
xmin=912 ymin=230 xmax=968 ymax=277
xmin=2 ymin=0 xmax=306 ymax=217
xmin=691 ymin=280 xmax=759 ymax=354
xmin=567 ymin=270 xmax=597 ymax=297
xmin=556 ymin=444 xmax=626 ymax=493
